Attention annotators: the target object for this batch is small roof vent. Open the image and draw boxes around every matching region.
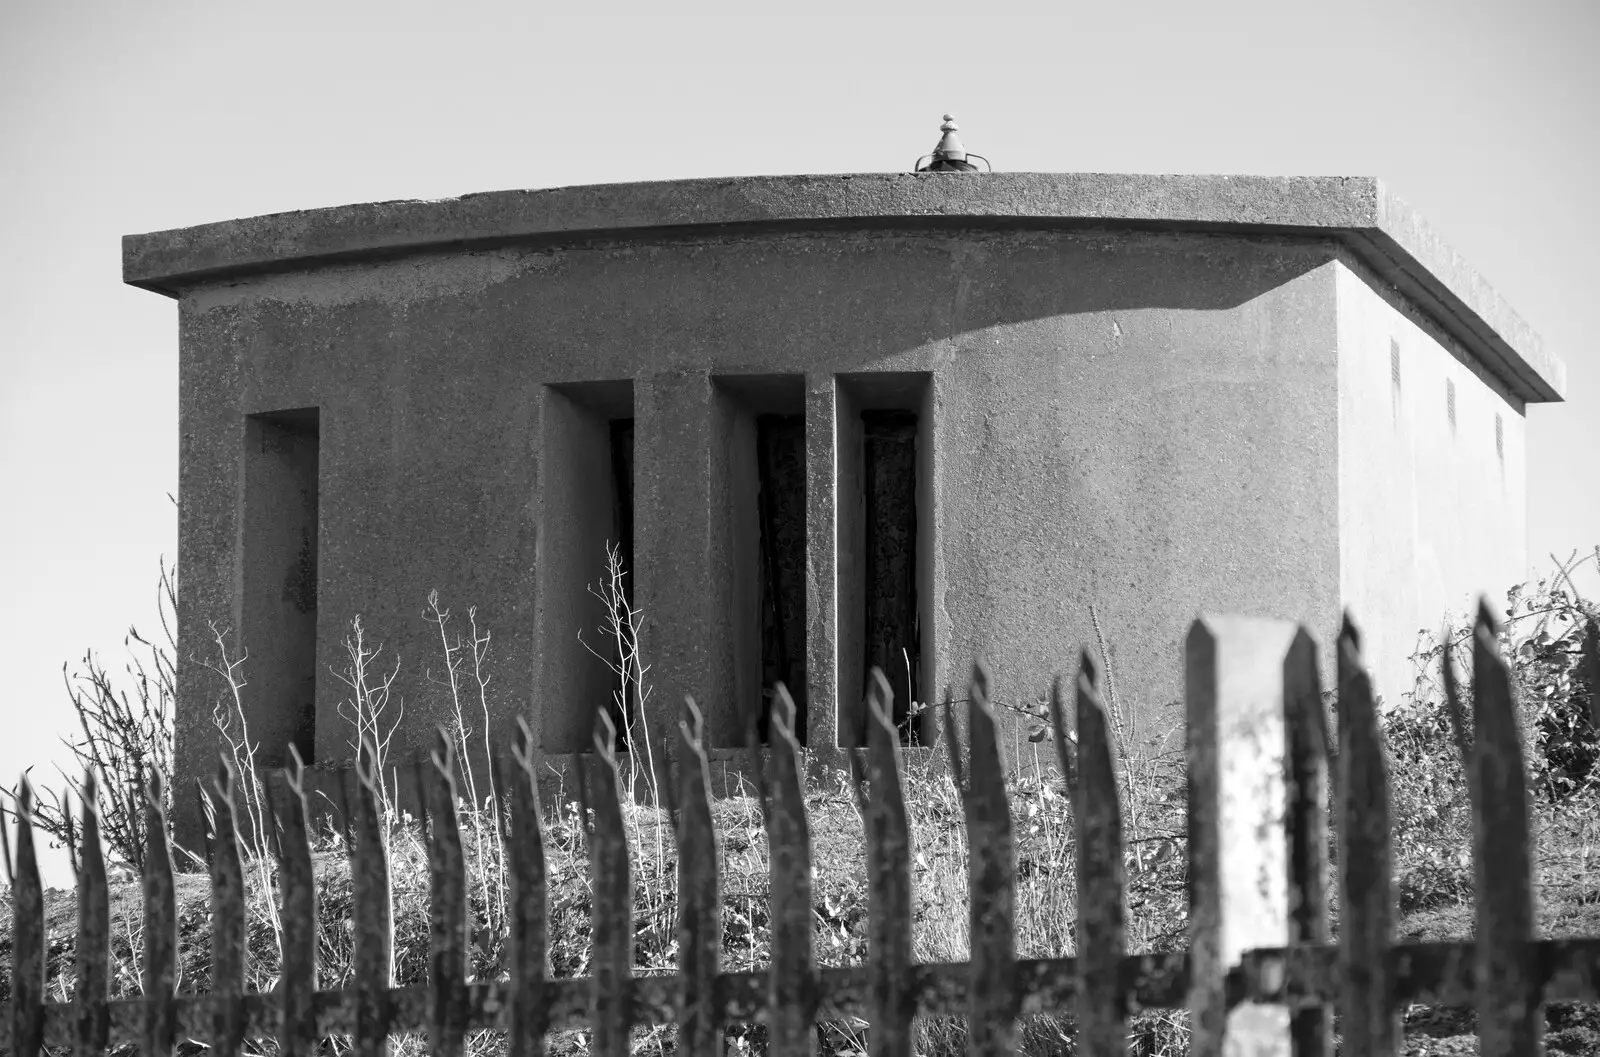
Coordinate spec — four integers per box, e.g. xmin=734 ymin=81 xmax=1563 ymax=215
xmin=915 ymin=115 xmax=991 ymax=173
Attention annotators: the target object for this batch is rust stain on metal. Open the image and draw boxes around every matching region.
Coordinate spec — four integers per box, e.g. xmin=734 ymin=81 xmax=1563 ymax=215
xmin=5 ymin=625 xmax=1595 ymax=1056
xmin=351 ymin=737 xmax=393 ymax=1057
xmin=275 ymin=746 xmax=319 ymax=1057
xmin=676 ymin=697 xmax=723 ymax=1057
xmin=142 ymin=772 xmax=178 ymax=1057
xmin=428 ymin=728 xmax=471 ymax=1057
xmin=20 ymin=936 xmax=1600 ymax=1050
xmin=1337 ymin=616 xmax=1398 ymax=1054
xmin=508 ymin=717 xmax=550 ymax=1057
xmin=1469 ymin=602 xmax=1542 ymax=1056
xmin=11 ymin=779 xmax=44 ymax=1057
xmin=1070 ymin=652 xmax=1127 ymax=1055
xmin=852 ymin=669 xmax=913 ymax=1057
xmin=954 ymin=664 xmax=1019 ymax=1055
xmin=586 ymin=707 xmax=633 ymax=1057
xmin=206 ymin=759 xmax=247 ymax=1057
xmin=74 ymin=772 xmax=109 ymax=1057
xmin=761 ymin=684 xmax=817 ymax=1057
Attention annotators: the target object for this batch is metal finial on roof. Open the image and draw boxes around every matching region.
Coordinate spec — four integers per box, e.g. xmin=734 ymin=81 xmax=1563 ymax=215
xmin=916 ymin=114 xmax=991 ymax=173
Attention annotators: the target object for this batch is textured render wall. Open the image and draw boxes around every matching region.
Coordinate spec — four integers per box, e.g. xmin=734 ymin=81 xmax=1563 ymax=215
xmin=173 ymin=304 xmax=247 ymax=811
xmin=172 ymin=228 xmax=1349 ymax=824
xmin=929 ymin=245 xmax=1343 ymax=761
xmin=1335 ymin=260 xmax=1528 ymax=707
xmin=175 ymin=255 xmax=550 ymax=826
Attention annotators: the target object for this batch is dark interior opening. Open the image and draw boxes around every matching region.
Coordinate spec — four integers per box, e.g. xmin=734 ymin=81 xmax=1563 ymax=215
xmin=539 ymin=380 xmax=635 ymax=755
xmin=713 ymin=374 xmax=807 ymax=748
xmin=755 ymin=413 xmax=807 ymax=744
xmin=862 ymin=409 xmax=921 ymax=741
xmin=608 ymin=417 xmax=636 ymax=751
xmin=242 ymin=407 xmax=320 ymax=766
xmin=610 ymin=418 xmax=636 ymax=608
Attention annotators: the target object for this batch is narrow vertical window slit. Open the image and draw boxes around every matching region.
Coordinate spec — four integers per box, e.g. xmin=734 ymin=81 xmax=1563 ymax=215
xmin=862 ymin=409 xmax=921 ymax=742
xmin=755 ymin=414 xmax=807 ymax=744
xmin=242 ymin=407 xmax=320 ymax=766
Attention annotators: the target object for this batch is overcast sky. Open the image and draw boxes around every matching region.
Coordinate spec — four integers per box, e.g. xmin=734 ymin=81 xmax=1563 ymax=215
xmin=2 ymin=2 xmax=1596 ymax=880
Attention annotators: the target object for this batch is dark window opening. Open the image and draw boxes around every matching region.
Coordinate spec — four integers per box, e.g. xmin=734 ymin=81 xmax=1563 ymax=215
xmin=242 ymin=407 xmax=320 ymax=766
xmin=607 ymin=418 xmax=637 ymax=752
xmin=754 ymin=414 xmax=807 ymax=744
xmin=610 ymin=418 xmax=636 ymax=609
xmin=539 ymin=380 xmax=634 ymax=755
xmin=862 ymin=409 xmax=921 ymax=742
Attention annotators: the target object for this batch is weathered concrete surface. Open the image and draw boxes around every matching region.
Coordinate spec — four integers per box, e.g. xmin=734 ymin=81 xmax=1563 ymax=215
xmin=136 ymin=175 xmax=1559 ymax=840
xmin=1334 ymin=256 xmax=1529 ymax=708
xmin=124 ymin=173 xmax=1564 ymax=403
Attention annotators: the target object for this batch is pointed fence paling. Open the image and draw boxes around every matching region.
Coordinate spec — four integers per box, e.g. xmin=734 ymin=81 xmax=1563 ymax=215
xmin=756 ymin=683 xmax=816 ymax=1057
xmin=7 ymin=606 xmax=1600 ymax=1055
xmin=505 ymin=717 xmax=549 ymax=1057
xmin=274 ymin=746 xmax=319 ymax=1057
xmin=73 ymin=771 xmax=109 ymax=1057
xmin=1337 ymin=617 xmax=1397 ymax=1055
xmin=676 ymin=697 xmax=722 ymax=1057
xmin=203 ymin=760 xmax=246 ymax=1057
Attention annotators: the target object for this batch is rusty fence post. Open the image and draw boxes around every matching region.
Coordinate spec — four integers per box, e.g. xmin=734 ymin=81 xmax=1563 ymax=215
xmin=206 ymin=760 xmax=248 ymax=1057
xmin=1466 ymin=601 xmax=1541 ymax=1056
xmin=507 ymin=717 xmax=550 ymax=1057
xmin=587 ymin=708 xmax=634 ymax=1057
xmin=1186 ymin=615 xmax=1298 ymax=1057
xmin=11 ymin=779 xmax=44 ymax=1057
xmin=945 ymin=664 xmax=1018 ymax=1057
xmin=1068 ymin=653 xmax=1128 ymax=1055
xmin=75 ymin=772 xmax=110 ymax=1057
xmin=143 ymin=773 xmax=178 ymax=1057
xmin=761 ymin=685 xmax=818 ymax=1057
xmin=676 ymin=697 xmax=723 ymax=1057
xmin=1336 ymin=618 xmax=1398 ymax=1055
xmin=351 ymin=740 xmax=393 ymax=1057
xmin=852 ymin=670 xmax=914 ymax=1057
xmin=428 ymin=729 xmax=471 ymax=1057
xmin=274 ymin=747 xmax=319 ymax=1057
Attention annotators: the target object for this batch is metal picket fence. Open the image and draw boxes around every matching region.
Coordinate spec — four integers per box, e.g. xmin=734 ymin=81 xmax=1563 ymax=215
xmin=6 ymin=605 xmax=1600 ymax=1057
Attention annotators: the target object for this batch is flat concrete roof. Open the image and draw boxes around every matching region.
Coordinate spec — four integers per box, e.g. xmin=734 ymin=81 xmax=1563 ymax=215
xmin=122 ymin=173 xmax=1564 ymax=402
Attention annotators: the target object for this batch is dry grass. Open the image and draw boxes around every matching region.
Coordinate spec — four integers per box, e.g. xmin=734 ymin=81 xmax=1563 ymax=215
xmin=0 ymin=737 xmax=1194 ymax=1057
xmin=4 ymin=729 xmax=1598 ymax=1057
xmin=8 ymin=551 xmax=1600 ymax=1055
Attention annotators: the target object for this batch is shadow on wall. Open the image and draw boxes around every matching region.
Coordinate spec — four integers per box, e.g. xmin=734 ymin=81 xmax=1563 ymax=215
xmin=457 ymin=229 xmax=1340 ymax=383
xmin=205 ymin=228 xmax=1342 ymax=807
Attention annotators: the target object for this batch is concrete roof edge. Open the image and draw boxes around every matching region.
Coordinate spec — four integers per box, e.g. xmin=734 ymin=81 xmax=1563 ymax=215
xmin=1365 ymin=180 xmax=1564 ymax=401
xmin=120 ymin=171 xmax=1564 ymax=402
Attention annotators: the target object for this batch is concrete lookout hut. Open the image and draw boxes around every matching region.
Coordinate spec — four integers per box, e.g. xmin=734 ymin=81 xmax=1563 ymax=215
xmin=123 ymin=151 xmax=1565 ymax=823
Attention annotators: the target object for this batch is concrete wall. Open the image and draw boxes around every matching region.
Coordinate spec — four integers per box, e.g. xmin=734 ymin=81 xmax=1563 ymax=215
xmin=1335 ymin=258 xmax=1528 ymax=707
xmin=172 ymin=227 xmax=1365 ymax=825
xmin=927 ymin=243 xmax=1342 ymax=763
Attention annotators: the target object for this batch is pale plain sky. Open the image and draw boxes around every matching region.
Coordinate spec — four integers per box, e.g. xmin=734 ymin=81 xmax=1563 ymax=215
xmin=1 ymin=2 xmax=1596 ymax=879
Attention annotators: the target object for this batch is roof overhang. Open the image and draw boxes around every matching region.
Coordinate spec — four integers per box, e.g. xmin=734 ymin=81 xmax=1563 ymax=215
xmin=122 ymin=172 xmax=1564 ymax=403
